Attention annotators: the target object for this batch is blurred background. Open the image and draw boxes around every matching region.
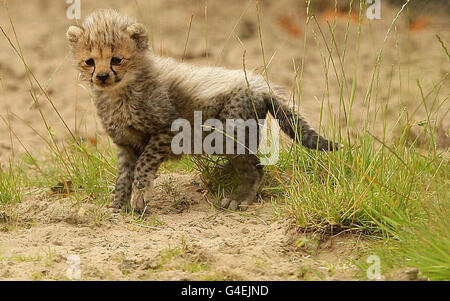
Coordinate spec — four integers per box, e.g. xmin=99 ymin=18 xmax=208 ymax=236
xmin=0 ymin=0 xmax=449 ymax=162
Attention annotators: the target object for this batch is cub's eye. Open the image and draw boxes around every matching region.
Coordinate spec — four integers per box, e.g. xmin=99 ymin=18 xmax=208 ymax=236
xmin=85 ymin=58 xmax=95 ymax=66
xmin=111 ymin=57 xmax=123 ymax=66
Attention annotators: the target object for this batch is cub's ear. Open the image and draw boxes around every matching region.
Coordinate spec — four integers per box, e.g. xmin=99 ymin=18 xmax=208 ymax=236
xmin=66 ymin=25 xmax=84 ymax=44
xmin=126 ymin=23 xmax=148 ymax=50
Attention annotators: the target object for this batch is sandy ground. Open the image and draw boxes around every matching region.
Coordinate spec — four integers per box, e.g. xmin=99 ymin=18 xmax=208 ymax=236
xmin=0 ymin=173 xmax=365 ymax=280
xmin=0 ymin=0 xmax=448 ymax=280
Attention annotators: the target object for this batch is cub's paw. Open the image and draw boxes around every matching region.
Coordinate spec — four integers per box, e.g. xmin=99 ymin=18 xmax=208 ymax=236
xmin=219 ymin=197 xmax=253 ymax=211
xmin=130 ymin=189 xmax=146 ymax=211
xmin=107 ymin=195 xmax=126 ymax=212
xmin=130 ymin=187 xmax=153 ymax=211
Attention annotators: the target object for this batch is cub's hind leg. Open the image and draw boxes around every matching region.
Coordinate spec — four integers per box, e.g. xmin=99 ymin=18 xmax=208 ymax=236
xmin=220 ymin=154 xmax=264 ymax=211
xmin=217 ymin=92 xmax=267 ymax=210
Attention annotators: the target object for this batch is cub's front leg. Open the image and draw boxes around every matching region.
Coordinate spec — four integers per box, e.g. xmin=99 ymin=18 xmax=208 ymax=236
xmin=130 ymin=134 xmax=172 ymax=210
xmin=110 ymin=145 xmax=138 ymax=209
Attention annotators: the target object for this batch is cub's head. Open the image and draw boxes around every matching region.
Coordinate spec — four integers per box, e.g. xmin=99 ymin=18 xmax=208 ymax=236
xmin=66 ymin=9 xmax=148 ymax=90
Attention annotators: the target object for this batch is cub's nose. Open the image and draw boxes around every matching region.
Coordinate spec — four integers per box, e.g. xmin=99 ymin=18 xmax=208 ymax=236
xmin=96 ymin=72 xmax=109 ymax=82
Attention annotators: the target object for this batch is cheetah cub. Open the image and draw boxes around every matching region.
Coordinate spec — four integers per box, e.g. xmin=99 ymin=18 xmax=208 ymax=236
xmin=66 ymin=9 xmax=339 ymax=211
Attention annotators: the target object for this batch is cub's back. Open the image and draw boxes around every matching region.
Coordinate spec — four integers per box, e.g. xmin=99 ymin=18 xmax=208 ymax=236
xmin=150 ymin=55 xmax=268 ymax=104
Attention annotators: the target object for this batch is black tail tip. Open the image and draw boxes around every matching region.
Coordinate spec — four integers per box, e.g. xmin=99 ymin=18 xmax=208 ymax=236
xmin=317 ymin=140 xmax=343 ymax=151
xmin=329 ymin=142 xmax=344 ymax=151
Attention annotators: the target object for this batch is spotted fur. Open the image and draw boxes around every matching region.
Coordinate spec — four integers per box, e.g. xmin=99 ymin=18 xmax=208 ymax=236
xmin=67 ymin=9 xmax=339 ymax=211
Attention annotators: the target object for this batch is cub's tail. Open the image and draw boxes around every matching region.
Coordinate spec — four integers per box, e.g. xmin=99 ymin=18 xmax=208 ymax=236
xmin=264 ymin=94 xmax=340 ymax=151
